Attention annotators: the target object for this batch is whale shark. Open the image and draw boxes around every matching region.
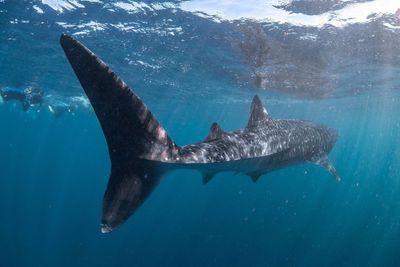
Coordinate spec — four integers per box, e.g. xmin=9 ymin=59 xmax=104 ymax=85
xmin=60 ymin=34 xmax=340 ymax=233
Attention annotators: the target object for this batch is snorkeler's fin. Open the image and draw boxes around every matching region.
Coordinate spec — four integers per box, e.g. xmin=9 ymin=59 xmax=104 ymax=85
xmin=60 ymin=34 xmax=179 ymax=233
xmin=22 ymin=100 xmax=30 ymax=111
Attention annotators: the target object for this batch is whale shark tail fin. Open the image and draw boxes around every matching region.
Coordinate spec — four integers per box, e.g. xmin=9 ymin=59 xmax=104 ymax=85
xmin=60 ymin=34 xmax=177 ymax=233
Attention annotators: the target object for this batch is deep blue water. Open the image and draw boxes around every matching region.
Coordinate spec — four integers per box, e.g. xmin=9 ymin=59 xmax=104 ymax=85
xmin=1 ymin=1 xmax=400 ymax=266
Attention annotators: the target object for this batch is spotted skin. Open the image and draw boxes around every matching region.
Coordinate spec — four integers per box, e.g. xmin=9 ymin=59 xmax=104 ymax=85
xmin=157 ymin=118 xmax=339 ymax=182
xmin=177 ymin=120 xmax=336 ymax=164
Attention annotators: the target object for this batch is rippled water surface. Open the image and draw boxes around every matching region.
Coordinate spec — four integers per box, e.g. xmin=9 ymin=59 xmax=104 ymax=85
xmin=1 ymin=1 xmax=400 ymax=266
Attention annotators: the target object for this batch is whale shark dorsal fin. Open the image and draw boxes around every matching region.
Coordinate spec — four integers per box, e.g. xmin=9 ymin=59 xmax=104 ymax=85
xmin=205 ymin=122 xmax=224 ymax=141
xmin=247 ymin=95 xmax=271 ymax=128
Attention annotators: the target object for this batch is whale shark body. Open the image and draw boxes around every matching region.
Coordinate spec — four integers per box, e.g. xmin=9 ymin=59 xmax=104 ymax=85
xmin=60 ymin=34 xmax=340 ymax=233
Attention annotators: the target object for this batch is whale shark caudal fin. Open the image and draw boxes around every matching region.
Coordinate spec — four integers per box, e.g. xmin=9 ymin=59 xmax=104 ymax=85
xmin=60 ymin=34 xmax=179 ymax=233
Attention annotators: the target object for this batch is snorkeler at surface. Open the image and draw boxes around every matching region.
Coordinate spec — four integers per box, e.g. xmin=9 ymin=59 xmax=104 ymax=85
xmin=0 ymin=86 xmax=44 ymax=111
xmin=46 ymin=95 xmax=91 ymax=117
xmin=0 ymin=85 xmax=91 ymax=117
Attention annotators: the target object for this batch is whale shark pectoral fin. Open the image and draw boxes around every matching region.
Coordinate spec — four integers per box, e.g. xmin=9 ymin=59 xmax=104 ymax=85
xmin=310 ymin=155 xmax=341 ymax=183
xmin=246 ymin=95 xmax=272 ymax=128
xmin=205 ymin=122 xmax=224 ymax=141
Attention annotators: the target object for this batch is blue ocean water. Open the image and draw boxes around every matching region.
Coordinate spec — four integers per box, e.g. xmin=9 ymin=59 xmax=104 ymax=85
xmin=1 ymin=1 xmax=400 ymax=266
